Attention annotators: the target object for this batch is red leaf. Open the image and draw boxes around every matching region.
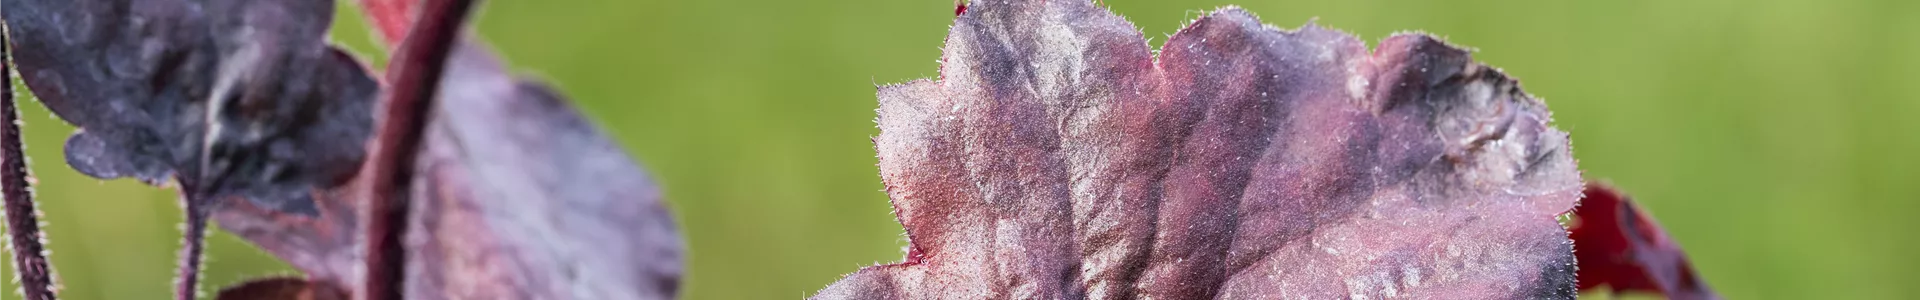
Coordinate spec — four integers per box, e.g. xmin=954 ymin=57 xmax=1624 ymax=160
xmin=1572 ymin=183 xmax=1719 ymax=300
xmin=357 ymin=0 xmax=419 ymax=47
xmin=816 ymin=1 xmax=1583 ymax=299
xmin=213 ymin=277 xmax=349 ymax=300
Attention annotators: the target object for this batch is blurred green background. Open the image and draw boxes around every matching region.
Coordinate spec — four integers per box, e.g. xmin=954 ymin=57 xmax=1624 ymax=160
xmin=2 ymin=0 xmax=1914 ymax=299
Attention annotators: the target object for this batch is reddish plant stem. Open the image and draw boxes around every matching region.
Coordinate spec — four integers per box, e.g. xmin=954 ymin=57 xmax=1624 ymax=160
xmin=172 ymin=192 xmax=209 ymax=300
xmin=362 ymin=0 xmax=476 ymax=299
xmin=0 ymin=27 xmax=60 ymax=300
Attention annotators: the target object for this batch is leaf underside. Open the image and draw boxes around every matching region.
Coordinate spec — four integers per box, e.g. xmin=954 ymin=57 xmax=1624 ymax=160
xmin=816 ymin=1 xmax=1582 ymax=299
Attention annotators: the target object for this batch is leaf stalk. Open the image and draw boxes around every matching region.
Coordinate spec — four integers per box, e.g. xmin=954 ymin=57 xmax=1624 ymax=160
xmin=361 ymin=0 xmax=477 ymax=299
xmin=0 ymin=23 xmax=60 ymax=300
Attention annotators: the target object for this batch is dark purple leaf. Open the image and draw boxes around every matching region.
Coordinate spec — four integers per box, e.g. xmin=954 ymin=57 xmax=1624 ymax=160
xmin=1 ymin=0 xmax=684 ymax=298
xmin=1572 ymin=183 xmax=1718 ymax=300
xmin=815 ymin=1 xmax=1583 ymax=299
xmin=4 ymin=0 xmax=377 ymax=298
xmin=3 ymin=0 xmax=377 ymax=215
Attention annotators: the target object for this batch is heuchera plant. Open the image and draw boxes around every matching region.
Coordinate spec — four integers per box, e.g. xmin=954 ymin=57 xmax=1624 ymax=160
xmin=816 ymin=0 xmax=1715 ymax=299
xmin=0 ymin=0 xmax=684 ymax=299
xmin=0 ymin=0 xmax=1716 ymax=299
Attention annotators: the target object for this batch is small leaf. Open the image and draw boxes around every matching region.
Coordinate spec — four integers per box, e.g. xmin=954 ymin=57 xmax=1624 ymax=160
xmin=1572 ymin=183 xmax=1719 ymax=300
xmin=816 ymin=1 xmax=1582 ymax=299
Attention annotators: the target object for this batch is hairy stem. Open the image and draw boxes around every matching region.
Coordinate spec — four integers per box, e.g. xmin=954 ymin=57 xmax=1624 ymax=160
xmin=173 ymin=192 xmax=209 ymax=300
xmin=0 ymin=25 xmax=59 ymax=300
xmin=362 ymin=0 xmax=476 ymax=299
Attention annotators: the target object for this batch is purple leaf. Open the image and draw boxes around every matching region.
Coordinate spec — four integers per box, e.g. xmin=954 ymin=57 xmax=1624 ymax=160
xmin=0 ymin=0 xmax=684 ymax=298
xmin=2 ymin=0 xmax=377 ymax=215
xmin=407 ymin=43 xmax=684 ymax=298
xmin=815 ymin=1 xmax=1583 ymax=299
xmin=212 ymin=2 xmax=686 ymax=299
xmin=4 ymin=0 xmax=377 ymax=298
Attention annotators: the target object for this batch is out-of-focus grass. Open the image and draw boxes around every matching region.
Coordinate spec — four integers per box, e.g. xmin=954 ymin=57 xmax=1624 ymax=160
xmin=1 ymin=0 xmax=1912 ymax=299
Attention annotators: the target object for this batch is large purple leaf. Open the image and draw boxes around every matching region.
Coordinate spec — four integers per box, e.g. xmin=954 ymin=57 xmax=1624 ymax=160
xmin=815 ymin=1 xmax=1582 ymax=299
